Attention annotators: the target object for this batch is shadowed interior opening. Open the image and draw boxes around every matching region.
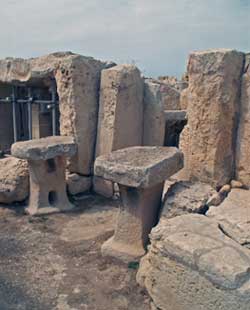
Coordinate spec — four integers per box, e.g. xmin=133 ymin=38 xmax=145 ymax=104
xmin=48 ymin=191 xmax=57 ymax=206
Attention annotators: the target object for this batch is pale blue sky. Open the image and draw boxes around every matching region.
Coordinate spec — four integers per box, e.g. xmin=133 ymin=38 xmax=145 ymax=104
xmin=1 ymin=0 xmax=249 ymax=77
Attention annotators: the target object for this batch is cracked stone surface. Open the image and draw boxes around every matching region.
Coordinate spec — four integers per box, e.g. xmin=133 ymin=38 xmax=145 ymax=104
xmin=137 ymin=214 xmax=250 ymax=310
xmin=207 ymin=189 xmax=250 ymax=248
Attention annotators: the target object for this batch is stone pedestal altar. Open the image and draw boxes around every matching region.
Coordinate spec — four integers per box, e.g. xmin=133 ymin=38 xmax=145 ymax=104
xmin=11 ymin=136 xmax=77 ymax=215
xmin=94 ymin=146 xmax=183 ymax=262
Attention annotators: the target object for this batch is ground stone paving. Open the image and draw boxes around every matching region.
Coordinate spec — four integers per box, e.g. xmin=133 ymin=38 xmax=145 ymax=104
xmin=0 ymin=195 xmax=150 ymax=310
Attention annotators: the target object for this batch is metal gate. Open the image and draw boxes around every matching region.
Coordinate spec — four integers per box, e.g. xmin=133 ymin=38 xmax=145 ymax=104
xmin=0 ymin=85 xmax=59 ymax=148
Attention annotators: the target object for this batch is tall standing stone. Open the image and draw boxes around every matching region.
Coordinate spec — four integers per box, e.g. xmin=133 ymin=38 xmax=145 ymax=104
xmin=94 ymin=65 xmax=144 ymax=196
xmin=55 ymin=55 xmax=108 ymax=175
xmin=236 ymin=54 xmax=250 ymax=187
xmin=180 ymin=49 xmax=244 ymax=188
xmin=143 ymin=79 xmax=165 ymax=146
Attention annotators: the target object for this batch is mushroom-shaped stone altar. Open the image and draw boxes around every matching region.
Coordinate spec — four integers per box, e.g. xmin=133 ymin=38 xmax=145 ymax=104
xmin=94 ymin=146 xmax=184 ymax=262
xmin=11 ymin=136 xmax=77 ymax=215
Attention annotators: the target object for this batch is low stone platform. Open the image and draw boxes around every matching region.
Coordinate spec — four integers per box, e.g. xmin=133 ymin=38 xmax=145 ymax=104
xmin=137 ymin=214 xmax=250 ymax=310
xmin=11 ymin=136 xmax=77 ymax=215
xmin=95 ymin=146 xmax=183 ymax=262
xmin=207 ymin=189 xmax=250 ymax=247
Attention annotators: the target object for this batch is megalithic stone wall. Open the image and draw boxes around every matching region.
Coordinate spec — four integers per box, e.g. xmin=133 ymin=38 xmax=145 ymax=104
xmin=236 ymin=54 xmax=250 ymax=186
xmin=95 ymin=64 xmax=144 ymax=157
xmin=55 ymin=55 xmax=109 ymax=175
xmin=179 ymin=49 xmax=244 ymax=188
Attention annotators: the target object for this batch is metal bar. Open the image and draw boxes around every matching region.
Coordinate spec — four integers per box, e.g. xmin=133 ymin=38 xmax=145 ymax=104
xmin=27 ymin=88 xmax=33 ymax=140
xmin=51 ymin=88 xmax=57 ymax=136
xmin=11 ymin=87 xmax=18 ymax=143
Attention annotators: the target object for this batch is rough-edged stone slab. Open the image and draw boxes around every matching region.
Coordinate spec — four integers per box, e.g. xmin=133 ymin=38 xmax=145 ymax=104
xmin=162 ymin=181 xmax=217 ymax=218
xmin=95 ymin=64 xmax=144 ymax=157
xmin=0 ymin=157 xmax=29 ymax=204
xmin=11 ymin=136 xmax=76 ymax=160
xmin=236 ymin=54 xmax=250 ymax=187
xmin=95 ymin=146 xmax=183 ymax=188
xmin=66 ymin=173 xmax=92 ymax=195
xmin=137 ymin=214 xmax=250 ymax=310
xmin=207 ymin=189 xmax=250 ymax=247
xmin=180 ymin=49 xmax=244 ymax=187
xmin=164 ymin=110 xmax=187 ymax=122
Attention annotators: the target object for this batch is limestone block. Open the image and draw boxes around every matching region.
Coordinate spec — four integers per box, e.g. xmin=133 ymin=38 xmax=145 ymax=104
xmin=161 ymin=84 xmax=181 ymax=110
xmin=0 ymin=157 xmax=29 ymax=204
xmin=55 ymin=55 xmax=110 ymax=175
xmin=143 ymin=79 xmax=165 ymax=146
xmin=236 ymin=54 xmax=250 ymax=186
xmin=179 ymin=49 xmax=244 ymax=188
xmin=95 ymin=146 xmax=184 ymax=188
xmin=137 ymin=214 xmax=250 ymax=310
xmin=93 ymin=176 xmax=114 ymax=198
xmin=66 ymin=173 xmax=92 ymax=195
xmin=95 ymin=65 xmax=144 ymax=157
xmin=207 ymin=189 xmax=250 ymax=247
xmin=162 ymin=181 xmax=216 ymax=218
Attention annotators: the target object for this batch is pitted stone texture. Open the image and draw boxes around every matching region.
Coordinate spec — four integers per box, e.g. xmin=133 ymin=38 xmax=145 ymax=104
xmin=95 ymin=64 xmax=144 ymax=157
xmin=0 ymin=157 xmax=29 ymax=204
xmin=143 ymin=79 xmax=165 ymax=146
xmin=11 ymin=136 xmax=76 ymax=160
xmin=162 ymin=181 xmax=216 ymax=218
xmin=95 ymin=146 xmax=183 ymax=188
xmin=93 ymin=176 xmax=114 ymax=198
xmin=0 ymin=52 xmax=113 ymax=175
xmin=66 ymin=173 xmax=92 ymax=195
xmin=236 ymin=54 xmax=250 ymax=187
xmin=207 ymin=189 xmax=250 ymax=247
xmin=180 ymin=49 xmax=244 ymax=188
xmin=137 ymin=214 xmax=250 ymax=310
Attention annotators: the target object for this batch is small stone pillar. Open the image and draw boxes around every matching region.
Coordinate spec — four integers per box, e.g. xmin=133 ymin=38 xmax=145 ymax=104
xmin=94 ymin=146 xmax=183 ymax=262
xmin=11 ymin=136 xmax=77 ymax=215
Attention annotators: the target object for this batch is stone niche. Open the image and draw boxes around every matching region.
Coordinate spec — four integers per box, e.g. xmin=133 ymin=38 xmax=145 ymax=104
xmin=0 ymin=52 xmax=113 ymax=176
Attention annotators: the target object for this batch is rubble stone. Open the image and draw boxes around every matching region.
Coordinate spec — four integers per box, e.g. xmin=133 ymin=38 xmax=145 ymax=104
xmin=0 ymin=157 xmax=29 ymax=204
xmin=137 ymin=214 xmax=250 ymax=310
xmin=66 ymin=173 xmax=92 ymax=195
xmin=180 ymin=49 xmax=244 ymax=188
xmin=162 ymin=181 xmax=216 ymax=218
xmin=93 ymin=176 xmax=114 ymax=198
xmin=207 ymin=189 xmax=250 ymax=247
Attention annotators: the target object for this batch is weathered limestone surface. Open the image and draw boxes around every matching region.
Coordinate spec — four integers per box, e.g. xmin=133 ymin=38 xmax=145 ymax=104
xmin=95 ymin=146 xmax=183 ymax=262
xmin=137 ymin=214 xmax=250 ymax=310
xmin=12 ymin=136 xmax=77 ymax=215
xmin=143 ymin=79 xmax=165 ymax=146
xmin=162 ymin=181 xmax=216 ymax=218
xmin=180 ymin=49 xmax=244 ymax=187
xmin=93 ymin=176 xmax=114 ymax=198
xmin=11 ymin=136 xmax=76 ymax=160
xmin=95 ymin=64 xmax=144 ymax=157
xmin=207 ymin=189 xmax=250 ymax=247
xmin=0 ymin=52 xmax=112 ymax=175
xmin=236 ymin=54 xmax=250 ymax=186
xmin=0 ymin=157 xmax=29 ymax=204
xmin=162 ymin=84 xmax=181 ymax=110
xmin=95 ymin=146 xmax=184 ymax=188
xmin=66 ymin=173 xmax=92 ymax=195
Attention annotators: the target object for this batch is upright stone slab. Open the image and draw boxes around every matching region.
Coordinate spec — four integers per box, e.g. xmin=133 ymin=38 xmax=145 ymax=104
xmin=95 ymin=64 xmax=144 ymax=156
xmin=143 ymin=79 xmax=165 ymax=146
xmin=236 ymin=54 xmax=250 ymax=187
xmin=94 ymin=64 xmax=144 ymax=196
xmin=180 ymin=49 xmax=244 ymax=187
xmin=55 ymin=56 xmax=110 ymax=175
